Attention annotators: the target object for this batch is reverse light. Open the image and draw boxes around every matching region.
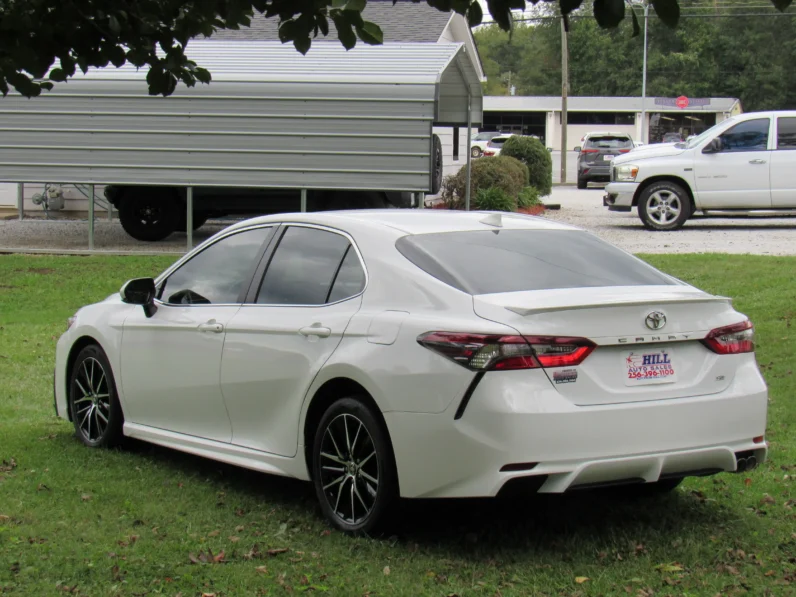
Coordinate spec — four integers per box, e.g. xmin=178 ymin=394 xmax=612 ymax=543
xmin=417 ymin=332 xmax=595 ymax=371
xmin=701 ymin=320 xmax=754 ymax=355
xmin=615 ymin=164 xmax=639 ymax=182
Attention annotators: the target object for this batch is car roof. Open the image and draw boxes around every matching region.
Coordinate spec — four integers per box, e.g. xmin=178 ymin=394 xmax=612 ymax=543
xmin=226 ymin=209 xmax=579 ymax=236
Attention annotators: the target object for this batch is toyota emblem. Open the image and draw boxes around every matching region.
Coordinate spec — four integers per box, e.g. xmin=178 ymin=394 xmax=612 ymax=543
xmin=645 ymin=311 xmax=667 ymax=330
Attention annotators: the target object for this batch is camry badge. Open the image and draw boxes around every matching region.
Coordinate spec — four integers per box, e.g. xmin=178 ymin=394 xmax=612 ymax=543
xmin=645 ymin=311 xmax=667 ymax=330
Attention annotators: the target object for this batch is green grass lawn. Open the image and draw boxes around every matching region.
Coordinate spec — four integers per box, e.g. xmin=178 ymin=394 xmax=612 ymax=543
xmin=0 ymin=253 xmax=794 ymax=597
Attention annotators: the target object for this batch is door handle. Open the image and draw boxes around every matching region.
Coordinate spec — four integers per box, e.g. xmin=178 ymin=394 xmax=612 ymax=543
xmin=299 ymin=324 xmax=332 ymax=338
xmin=749 ymin=159 xmax=767 ymax=164
xmin=198 ymin=320 xmax=224 ymax=333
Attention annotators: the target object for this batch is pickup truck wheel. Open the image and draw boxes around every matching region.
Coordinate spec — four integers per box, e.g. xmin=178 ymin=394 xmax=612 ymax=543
xmin=638 ymin=182 xmax=691 ymax=231
xmin=118 ymin=192 xmax=178 ymax=242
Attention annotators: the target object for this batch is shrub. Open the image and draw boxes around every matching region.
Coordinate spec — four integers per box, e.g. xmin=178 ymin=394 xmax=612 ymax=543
xmin=518 ymin=186 xmax=541 ymax=209
xmin=500 ymin=136 xmax=553 ymax=196
xmin=441 ymin=156 xmax=528 ymax=208
xmin=475 ymin=187 xmax=517 ymax=212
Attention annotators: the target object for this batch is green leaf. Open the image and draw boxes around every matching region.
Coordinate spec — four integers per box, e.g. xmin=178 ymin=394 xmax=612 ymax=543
xmin=593 ymin=0 xmax=625 ymax=28
xmin=49 ymin=68 xmax=67 ymax=82
xmin=39 ymin=82 xmax=54 ymax=91
xmin=651 ymin=0 xmax=679 ymax=28
xmin=467 ymin=1 xmax=483 ymax=26
xmin=772 ymin=0 xmax=793 ymax=10
xmin=486 ymin=0 xmax=512 ymax=31
xmin=356 ymin=21 xmax=383 ymax=45
xmin=630 ymin=6 xmax=641 ymax=37
xmin=194 ymin=67 xmax=212 ymax=84
xmin=331 ymin=0 xmax=347 ymax=7
xmin=345 ymin=0 xmax=367 ymax=11
xmin=316 ymin=14 xmax=330 ymax=37
xmin=331 ymin=13 xmax=358 ymax=50
xmin=293 ymin=35 xmax=312 ymax=54
xmin=278 ymin=19 xmax=300 ymax=43
xmin=559 ymin=0 xmax=584 ymax=16
xmin=108 ymin=15 xmax=120 ymax=35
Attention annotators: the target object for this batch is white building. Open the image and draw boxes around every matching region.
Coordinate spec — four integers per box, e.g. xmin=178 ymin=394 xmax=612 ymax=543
xmin=482 ymin=95 xmax=743 ymax=150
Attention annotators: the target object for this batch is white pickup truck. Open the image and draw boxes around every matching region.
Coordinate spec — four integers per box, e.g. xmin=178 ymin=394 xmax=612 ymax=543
xmin=604 ymin=111 xmax=796 ymax=230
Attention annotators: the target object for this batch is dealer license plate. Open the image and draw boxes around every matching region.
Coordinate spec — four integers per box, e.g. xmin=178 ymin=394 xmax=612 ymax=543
xmin=623 ymin=349 xmax=677 ymax=386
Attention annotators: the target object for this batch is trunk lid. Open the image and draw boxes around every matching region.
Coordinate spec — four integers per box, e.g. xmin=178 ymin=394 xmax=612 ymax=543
xmin=474 ymin=285 xmax=743 ymax=406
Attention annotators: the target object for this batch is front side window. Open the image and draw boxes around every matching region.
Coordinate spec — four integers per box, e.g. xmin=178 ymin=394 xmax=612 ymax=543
xmin=160 ymin=227 xmax=272 ymax=305
xmin=718 ymin=118 xmax=770 ymax=152
xmin=776 ymin=117 xmax=796 ymax=149
xmin=256 ymin=226 xmax=355 ymax=305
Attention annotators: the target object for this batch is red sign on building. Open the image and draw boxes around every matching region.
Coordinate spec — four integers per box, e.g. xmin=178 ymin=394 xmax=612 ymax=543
xmin=675 ymin=96 xmax=690 ymax=109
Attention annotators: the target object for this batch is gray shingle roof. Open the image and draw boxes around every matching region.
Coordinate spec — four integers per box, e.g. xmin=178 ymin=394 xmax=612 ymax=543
xmin=209 ymin=0 xmax=454 ymax=43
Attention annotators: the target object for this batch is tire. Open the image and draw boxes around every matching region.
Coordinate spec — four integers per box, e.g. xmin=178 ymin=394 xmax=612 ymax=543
xmin=638 ymin=181 xmax=692 ymax=231
xmin=69 ymin=345 xmax=124 ymax=448
xmin=430 ymin=133 xmax=443 ymax=195
xmin=312 ymin=397 xmax=397 ymax=535
xmin=118 ymin=191 xmax=179 ymax=242
xmin=577 ymin=178 xmax=588 ymax=190
xmin=471 ymin=146 xmax=482 ymax=158
xmin=176 ymin=211 xmax=209 ymax=232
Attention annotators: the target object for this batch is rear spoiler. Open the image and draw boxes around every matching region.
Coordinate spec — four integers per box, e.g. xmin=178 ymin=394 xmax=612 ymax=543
xmin=504 ymin=295 xmax=732 ymax=317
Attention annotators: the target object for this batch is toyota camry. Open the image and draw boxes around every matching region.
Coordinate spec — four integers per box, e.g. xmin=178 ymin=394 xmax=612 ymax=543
xmin=55 ymin=210 xmax=768 ymax=533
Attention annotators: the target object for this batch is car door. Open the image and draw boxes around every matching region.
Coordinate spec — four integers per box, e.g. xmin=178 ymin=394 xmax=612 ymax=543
xmin=220 ymin=224 xmax=366 ymax=457
xmin=693 ymin=117 xmax=773 ymax=209
xmin=770 ymin=116 xmax=796 ymax=207
xmin=120 ymin=225 xmax=275 ymax=442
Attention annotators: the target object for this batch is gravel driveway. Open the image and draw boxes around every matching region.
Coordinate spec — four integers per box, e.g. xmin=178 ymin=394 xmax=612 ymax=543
xmin=1 ymin=187 xmax=795 ymax=255
xmin=545 ymin=186 xmax=796 ymax=256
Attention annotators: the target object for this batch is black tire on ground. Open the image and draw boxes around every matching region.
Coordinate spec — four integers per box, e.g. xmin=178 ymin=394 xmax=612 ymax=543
xmin=176 ymin=211 xmax=209 ymax=232
xmin=637 ymin=181 xmax=692 ymax=231
xmin=577 ymin=178 xmax=588 ymax=190
xmin=431 ymin=133 xmax=443 ymax=195
xmin=69 ymin=344 xmax=125 ymax=448
xmin=312 ymin=397 xmax=398 ymax=535
xmin=118 ymin=191 xmax=179 ymax=242
xmin=471 ymin=146 xmax=482 ymax=158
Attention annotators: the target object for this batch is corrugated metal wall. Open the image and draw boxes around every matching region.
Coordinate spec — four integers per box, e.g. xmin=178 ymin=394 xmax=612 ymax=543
xmin=0 ymin=42 xmax=482 ymax=193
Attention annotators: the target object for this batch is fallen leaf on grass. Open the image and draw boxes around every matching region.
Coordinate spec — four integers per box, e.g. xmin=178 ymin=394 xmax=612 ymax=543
xmin=111 ymin=565 xmax=121 ymax=581
xmin=0 ymin=458 xmax=16 ymax=472
xmin=268 ymin=547 xmax=289 ymax=557
xmin=766 ymin=570 xmax=776 ymax=576
xmin=383 ymin=566 xmax=391 ymax=576
xmin=761 ymin=494 xmax=776 ymax=505
xmin=320 ymin=530 xmax=331 ymax=537
xmin=656 ymin=563 xmax=684 ymax=573
xmin=575 ymin=576 xmax=589 ymax=584
xmin=207 ymin=530 xmax=220 ymax=537
xmin=37 ymin=484 xmax=50 ymax=492
xmin=188 ymin=549 xmax=227 ymax=564
xmin=228 ymin=536 xmax=240 ymax=543
xmin=744 ymin=478 xmax=753 ymax=487
xmin=81 ymin=494 xmax=92 ymax=502
xmin=0 ymin=515 xmax=9 ymax=522
xmin=256 ymin=565 xmax=268 ymax=574
xmin=235 ymin=525 xmax=245 ymax=532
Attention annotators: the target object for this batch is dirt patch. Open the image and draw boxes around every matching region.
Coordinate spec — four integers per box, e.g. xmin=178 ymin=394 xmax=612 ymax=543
xmin=0 ymin=285 xmax=16 ymax=289
xmin=24 ymin=268 xmax=55 ymax=275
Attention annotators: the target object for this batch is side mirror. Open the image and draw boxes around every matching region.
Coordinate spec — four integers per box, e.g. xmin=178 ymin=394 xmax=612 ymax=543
xmin=702 ymin=137 xmax=724 ymax=154
xmin=574 ymin=146 xmax=581 ymax=153
xmin=121 ymin=277 xmax=158 ymax=317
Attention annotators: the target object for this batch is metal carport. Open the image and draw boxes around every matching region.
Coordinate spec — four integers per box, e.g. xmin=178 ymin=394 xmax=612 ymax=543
xmin=0 ymin=41 xmax=483 ymax=250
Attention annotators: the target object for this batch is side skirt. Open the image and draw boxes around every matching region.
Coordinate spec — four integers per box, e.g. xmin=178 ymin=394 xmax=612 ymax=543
xmin=123 ymin=422 xmax=310 ymax=481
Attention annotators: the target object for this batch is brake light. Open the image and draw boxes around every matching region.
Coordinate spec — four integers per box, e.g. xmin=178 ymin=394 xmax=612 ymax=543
xmin=580 ymin=148 xmax=599 ymax=154
xmin=417 ymin=332 xmax=595 ymax=371
xmin=619 ymin=149 xmax=631 ymax=153
xmin=701 ymin=321 xmax=754 ymax=354
xmin=484 ymin=150 xmax=495 ymax=156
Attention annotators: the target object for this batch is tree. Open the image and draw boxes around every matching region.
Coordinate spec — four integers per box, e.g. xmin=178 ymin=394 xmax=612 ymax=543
xmin=1 ymin=0 xmax=790 ymax=99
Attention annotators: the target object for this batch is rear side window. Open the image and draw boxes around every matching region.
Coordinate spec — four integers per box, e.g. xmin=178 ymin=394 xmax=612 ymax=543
xmin=328 ymin=247 xmax=366 ymax=303
xmin=584 ymin=136 xmax=633 ymax=149
xmin=396 ymin=230 xmax=676 ymax=295
xmin=777 ymin=117 xmax=796 ymax=149
xmin=256 ymin=226 xmax=351 ymax=305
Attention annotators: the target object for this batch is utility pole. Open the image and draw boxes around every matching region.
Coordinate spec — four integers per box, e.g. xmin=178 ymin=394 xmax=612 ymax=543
xmin=560 ymin=17 xmax=569 ymax=184
xmin=640 ymin=2 xmax=649 ymax=143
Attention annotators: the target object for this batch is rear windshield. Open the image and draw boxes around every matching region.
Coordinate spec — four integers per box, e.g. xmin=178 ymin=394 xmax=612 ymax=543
xmin=395 ymin=230 xmax=676 ymax=295
xmin=489 ymin=137 xmax=510 ymax=146
xmin=585 ymin=136 xmax=633 ymax=149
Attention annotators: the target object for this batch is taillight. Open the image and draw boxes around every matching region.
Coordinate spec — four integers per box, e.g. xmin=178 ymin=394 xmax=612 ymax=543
xmin=619 ymin=149 xmax=631 ymax=153
xmin=580 ymin=148 xmax=599 ymax=154
xmin=417 ymin=332 xmax=595 ymax=371
xmin=701 ymin=320 xmax=754 ymax=354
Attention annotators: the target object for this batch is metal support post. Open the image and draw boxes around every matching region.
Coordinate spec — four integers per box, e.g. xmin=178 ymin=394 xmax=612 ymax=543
xmin=465 ymin=94 xmax=473 ymax=211
xmin=300 ymin=189 xmax=307 ymax=212
xmin=560 ymin=17 xmax=569 ymax=183
xmin=88 ymin=185 xmax=95 ymax=250
xmin=418 ymin=192 xmax=425 ymax=209
xmin=186 ymin=187 xmax=193 ymax=251
xmin=17 ymin=183 xmax=24 ymax=220
xmin=640 ymin=2 xmax=650 ymax=144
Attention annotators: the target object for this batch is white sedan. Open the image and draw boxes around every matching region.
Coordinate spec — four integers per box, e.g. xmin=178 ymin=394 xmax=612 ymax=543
xmin=55 ymin=210 xmax=768 ymax=533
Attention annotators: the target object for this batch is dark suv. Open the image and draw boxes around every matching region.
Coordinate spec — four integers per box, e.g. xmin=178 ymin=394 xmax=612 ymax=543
xmin=576 ymin=134 xmax=634 ymax=189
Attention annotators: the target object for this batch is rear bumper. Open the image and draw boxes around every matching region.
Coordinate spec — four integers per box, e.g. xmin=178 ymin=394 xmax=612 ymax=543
xmin=385 ymin=363 xmax=768 ymax=498
xmin=579 ymin=165 xmax=611 ymax=181
xmin=604 ymin=182 xmax=638 ymax=212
